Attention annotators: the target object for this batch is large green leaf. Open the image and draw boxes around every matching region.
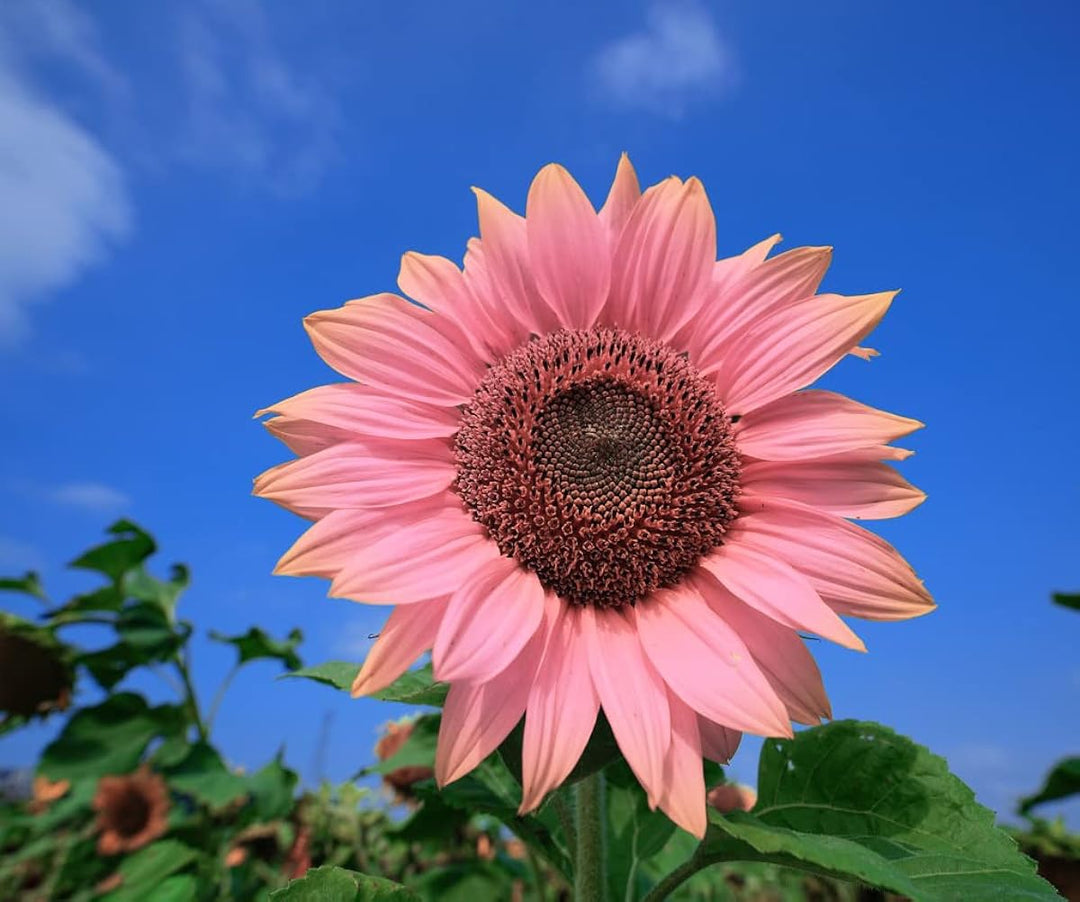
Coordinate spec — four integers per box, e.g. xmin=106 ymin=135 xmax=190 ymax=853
xmin=39 ymin=693 xmax=185 ymax=780
xmin=410 ymin=862 xmax=519 ymax=901
xmin=102 ymin=840 xmax=200 ymax=902
xmin=164 ymin=742 xmax=249 ymax=811
xmin=1020 ymin=757 xmax=1080 ymax=814
xmin=210 ymin=626 xmax=303 ymax=671
xmin=270 ymin=865 xmax=420 ymax=901
xmin=70 ymin=520 xmax=155 ymax=583
xmin=670 ymin=721 xmax=1059 ymax=901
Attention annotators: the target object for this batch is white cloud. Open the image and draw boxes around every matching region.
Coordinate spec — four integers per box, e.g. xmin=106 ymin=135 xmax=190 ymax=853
xmin=0 ymin=2 xmax=131 ymax=346
xmin=46 ymin=481 xmax=130 ymax=513
xmin=591 ymin=0 xmax=737 ymax=117
xmin=175 ymin=2 xmax=340 ymax=194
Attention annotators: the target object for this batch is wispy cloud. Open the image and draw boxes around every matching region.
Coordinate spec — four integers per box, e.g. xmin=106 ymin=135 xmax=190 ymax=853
xmin=46 ymin=481 xmax=130 ymax=513
xmin=591 ymin=0 xmax=737 ymax=118
xmin=175 ymin=1 xmax=340 ymax=194
xmin=0 ymin=1 xmax=131 ymax=346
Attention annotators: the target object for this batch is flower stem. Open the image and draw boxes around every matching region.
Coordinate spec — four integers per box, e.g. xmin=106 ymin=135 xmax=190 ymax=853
xmin=640 ymin=856 xmax=700 ymax=902
xmin=574 ymin=771 xmax=607 ymax=901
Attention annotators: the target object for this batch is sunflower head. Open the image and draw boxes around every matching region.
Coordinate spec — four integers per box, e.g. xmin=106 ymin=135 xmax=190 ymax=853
xmin=0 ymin=612 xmax=73 ymax=724
xmin=92 ymin=766 xmax=170 ymax=856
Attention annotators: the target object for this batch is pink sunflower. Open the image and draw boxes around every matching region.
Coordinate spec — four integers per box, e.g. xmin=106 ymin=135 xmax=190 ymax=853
xmin=255 ymin=156 xmax=934 ymax=837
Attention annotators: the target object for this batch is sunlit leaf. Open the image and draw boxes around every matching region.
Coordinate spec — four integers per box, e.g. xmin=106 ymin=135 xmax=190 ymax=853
xmin=281 ymin=660 xmax=357 ymax=691
xmin=69 ymin=520 xmax=155 ymax=583
xmin=668 ymin=721 xmax=1058 ymax=901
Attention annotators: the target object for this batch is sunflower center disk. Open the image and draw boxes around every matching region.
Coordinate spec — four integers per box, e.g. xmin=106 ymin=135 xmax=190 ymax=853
xmin=454 ymin=328 xmax=741 ymax=609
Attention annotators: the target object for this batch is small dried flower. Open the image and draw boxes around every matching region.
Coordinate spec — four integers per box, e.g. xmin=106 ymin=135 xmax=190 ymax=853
xmin=375 ymin=719 xmax=434 ymax=800
xmin=707 ymin=782 xmax=757 ymax=813
xmin=27 ymin=775 xmax=70 ymax=814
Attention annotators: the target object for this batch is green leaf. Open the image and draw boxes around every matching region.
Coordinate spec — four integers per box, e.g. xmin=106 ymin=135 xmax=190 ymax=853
xmin=247 ymin=752 xmax=299 ymax=821
xmin=282 ymin=660 xmax=358 ymax=691
xmin=48 ymin=583 xmax=125 ymax=621
xmin=1020 ymin=757 xmax=1080 ymax=814
xmin=500 ymin=711 xmax=621 ymax=790
xmin=418 ymin=749 xmax=572 ymax=880
xmin=102 ymin=840 xmax=200 ymax=902
xmin=270 ymin=865 xmax=420 ymax=901
xmin=675 ymin=721 xmax=1059 ymax=901
xmin=163 ymin=742 xmax=249 ymax=811
xmin=393 ymin=793 xmax=471 ymax=843
xmin=370 ymin=663 xmax=447 ymax=706
xmin=0 ymin=571 xmax=46 ymax=600
xmin=210 ymin=626 xmax=303 ymax=671
xmin=39 ymin=693 xmax=185 ymax=781
xmin=605 ymin=760 xmax=678 ymax=901
xmin=69 ymin=520 xmax=155 ymax=583
xmin=1052 ymin=592 xmax=1080 ymax=612
xmin=124 ymin=563 xmax=190 ymax=612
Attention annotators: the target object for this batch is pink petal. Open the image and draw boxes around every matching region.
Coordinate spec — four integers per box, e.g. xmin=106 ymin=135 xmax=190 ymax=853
xmin=257 ymin=383 xmax=460 ymax=441
xmin=735 ymin=390 xmax=923 ymax=461
xmin=711 ymin=234 xmax=782 ymax=297
xmin=526 ymin=163 xmax=611 ymax=330
xmin=582 ymin=606 xmax=670 ymax=807
xmin=436 ymin=631 xmax=545 ymax=786
xmin=701 ymin=539 xmax=865 ymax=651
xmin=734 ymin=496 xmax=935 ymax=621
xmin=693 ymin=570 xmax=831 ymax=724
xmin=304 ymin=294 xmax=479 ymax=406
xmin=711 ymin=291 xmax=896 ymax=415
xmin=609 ymin=176 xmax=716 ymax=340
xmin=598 ymin=153 xmax=641 ymax=241
xmin=262 ymin=415 xmax=354 ymax=457
xmin=434 ymin=557 xmax=547 ymax=683
xmin=658 ymin=693 xmax=707 ymax=839
xmin=520 ymin=602 xmax=600 ymax=813
xmin=254 ymin=440 xmax=456 ymax=513
xmin=397 ymin=251 xmax=511 ymax=362
xmin=634 ymin=585 xmax=792 ymax=736
xmin=472 ymin=187 xmax=560 ymax=336
xmin=273 ymin=507 xmax=385 ymax=578
xmin=741 ymin=455 xmax=925 ymax=520
xmin=329 ymin=504 xmax=500 ymax=605
xmin=697 ymin=718 xmax=742 ymax=764
xmin=692 ymin=246 xmax=833 ymax=371
xmin=351 ymin=598 xmax=450 ymax=697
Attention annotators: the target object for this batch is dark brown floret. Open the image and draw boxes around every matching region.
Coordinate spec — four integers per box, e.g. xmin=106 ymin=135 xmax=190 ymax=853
xmin=455 ymin=328 xmax=740 ymax=609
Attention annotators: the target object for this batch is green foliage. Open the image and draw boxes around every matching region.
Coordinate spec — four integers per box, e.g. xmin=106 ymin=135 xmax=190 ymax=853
xmin=1021 ymin=758 xmax=1080 ymax=815
xmin=39 ymin=693 xmax=185 ymax=781
xmin=163 ymin=742 xmax=251 ymax=811
xmin=668 ymin=721 xmax=1058 ymax=901
xmin=283 ymin=660 xmax=358 ymax=691
xmin=1052 ymin=592 xmax=1080 ymax=611
xmin=0 ymin=570 xmax=46 ymax=600
xmin=271 ymin=865 xmax=421 ymax=901
xmin=69 ymin=520 xmax=155 ymax=584
xmin=284 ymin=661 xmax=449 ymax=705
xmin=101 ymin=840 xmax=201 ymax=901
xmin=211 ymin=626 xmax=304 ymax=671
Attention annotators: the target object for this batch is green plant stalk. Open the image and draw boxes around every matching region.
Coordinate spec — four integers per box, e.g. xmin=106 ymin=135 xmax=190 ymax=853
xmin=641 ymin=853 xmax=701 ymax=902
xmin=575 ymin=771 xmax=607 ymax=901
xmin=205 ymin=663 xmax=241 ymax=736
xmin=175 ymin=649 xmax=208 ymax=742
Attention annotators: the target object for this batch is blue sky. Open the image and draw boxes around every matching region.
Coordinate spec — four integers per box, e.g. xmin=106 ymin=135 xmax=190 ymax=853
xmin=1 ymin=0 xmax=1078 ymax=828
